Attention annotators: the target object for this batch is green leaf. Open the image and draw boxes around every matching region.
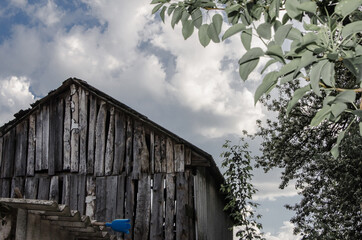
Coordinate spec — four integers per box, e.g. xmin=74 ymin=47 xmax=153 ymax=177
xmin=303 ymin=22 xmax=321 ymax=31
xmin=310 ymin=60 xmax=328 ymax=97
xmin=352 ymin=110 xmax=362 ymax=118
xmin=198 ymin=24 xmax=211 ymax=47
xmin=297 ymin=1 xmax=317 ymax=14
xmin=152 ymin=3 xmax=163 ymax=15
xmin=160 ymin=6 xmax=166 ymax=23
xmin=341 ymin=21 xmax=362 ymax=38
xmin=331 ymin=102 xmax=347 ymax=117
xmin=335 ymin=0 xmax=362 ymax=17
xmin=256 ymin=22 xmax=272 ymax=40
xmin=343 ymin=59 xmax=359 ymax=77
xmin=182 ymin=20 xmax=194 ymax=40
xmin=222 ymin=23 xmax=246 ymax=41
xmin=269 ymin=0 xmax=280 ymax=20
xmin=278 ymin=59 xmax=300 ymax=77
xmin=225 ymin=4 xmax=242 ymax=14
xmin=239 ymin=48 xmax=264 ymax=80
xmin=239 ymin=48 xmax=264 ymax=65
xmin=321 ymin=61 xmax=334 ymax=86
xmin=167 ymin=3 xmax=177 ymax=16
xmin=334 ymin=90 xmax=356 ymax=103
xmin=266 ymin=45 xmax=285 ymax=63
xmin=261 ymin=59 xmax=278 ymax=74
xmin=331 ymin=130 xmax=345 ymax=158
xmin=151 ymin=0 xmax=164 ymax=4
xmin=171 ymin=6 xmax=182 ymax=28
xmin=254 ymin=71 xmax=279 ymax=104
xmin=191 ymin=9 xmax=203 ymax=29
xmin=275 ymin=24 xmax=292 ymax=45
xmin=181 ymin=9 xmax=190 ymax=23
xmin=298 ymin=51 xmax=317 ymax=74
xmin=287 ymin=85 xmax=311 ymax=115
xmin=241 ymin=28 xmax=252 ymax=50
xmin=285 ymin=0 xmax=302 ymax=18
xmin=207 ymin=14 xmax=223 ymax=43
xmin=286 ymin=27 xmax=302 ymax=41
xmin=311 ymin=105 xmax=332 ymax=126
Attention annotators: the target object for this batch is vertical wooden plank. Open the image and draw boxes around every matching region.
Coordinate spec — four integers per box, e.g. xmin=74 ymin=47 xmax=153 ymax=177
xmin=70 ymin=84 xmax=79 ymax=172
xmin=95 ymin=177 xmax=106 ymax=221
xmin=55 ymin=98 xmax=64 ymax=172
xmin=41 ymin=104 xmax=50 ymax=170
xmin=1 ymin=129 xmax=15 ymax=178
xmin=160 ymin=136 xmax=167 ymax=172
xmin=95 ymin=102 xmax=107 ymax=176
xmin=77 ymin=175 xmax=86 ymax=215
xmin=11 ymin=177 xmax=24 ymax=198
xmin=15 ymin=120 xmax=28 ymax=176
xmin=134 ymin=174 xmax=151 ymax=240
xmin=132 ymin=121 xmax=149 ymax=179
xmin=86 ymin=176 xmax=96 ymax=219
xmin=35 ymin=108 xmax=42 ymax=171
xmin=0 ymin=137 xmax=3 ymax=177
xmin=26 ymin=213 xmax=41 ymax=240
xmin=150 ymin=131 xmax=155 ymax=174
xmin=79 ymin=89 xmax=88 ymax=174
xmin=154 ymin=134 xmax=161 ymax=173
xmin=187 ymin=171 xmax=195 ymax=240
xmin=1 ymin=179 xmax=11 ymax=197
xmin=49 ymin=100 xmax=56 ymax=175
xmin=63 ymin=92 xmax=71 ymax=171
xmin=165 ymin=173 xmax=175 ymax=239
xmin=105 ymin=107 xmax=115 ymax=176
xmin=185 ymin=148 xmax=192 ymax=166
xmin=125 ymin=176 xmax=135 ymax=239
xmin=37 ymin=176 xmax=50 ymax=200
xmin=106 ymin=176 xmax=118 ymax=220
xmin=150 ymin=173 xmax=164 ymax=240
xmin=87 ymin=95 xmax=97 ymax=174
xmin=174 ymin=144 xmax=185 ymax=173
xmin=24 ymin=177 xmax=38 ymax=199
xmin=27 ymin=114 xmax=36 ymax=176
xmin=70 ymin=174 xmax=78 ymax=210
xmin=116 ymin=173 xmax=126 ymax=219
xmin=166 ymin=137 xmax=174 ymax=173
xmin=176 ymin=172 xmax=189 ymax=240
xmin=49 ymin=176 xmax=59 ymax=202
xmin=125 ymin=117 xmax=133 ymax=175
xmin=194 ymin=168 xmax=207 ymax=240
xmin=113 ymin=111 xmax=126 ymax=175
xmin=62 ymin=175 xmax=70 ymax=205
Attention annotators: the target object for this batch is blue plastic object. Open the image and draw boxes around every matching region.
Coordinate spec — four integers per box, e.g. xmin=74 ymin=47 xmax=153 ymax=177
xmin=105 ymin=219 xmax=131 ymax=234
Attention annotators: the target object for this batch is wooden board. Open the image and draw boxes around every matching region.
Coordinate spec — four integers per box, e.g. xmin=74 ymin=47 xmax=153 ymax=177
xmin=116 ymin=173 xmax=126 ymax=219
xmin=77 ymin=174 xmax=86 ymax=215
xmin=55 ymin=98 xmax=64 ymax=172
xmin=41 ymin=104 xmax=50 ymax=171
xmin=63 ymin=92 xmax=71 ymax=171
xmin=105 ymin=175 xmax=118 ymax=220
xmin=24 ymin=177 xmax=38 ymax=199
xmin=154 ymin=134 xmax=161 ymax=173
xmin=166 ymin=137 xmax=174 ymax=173
xmin=185 ymin=148 xmax=192 ymax=166
xmin=95 ymin=177 xmax=106 ymax=221
xmin=174 ymin=144 xmax=185 ymax=173
xmin=1 ymin=178 xmax=10 ymax=197
xmin=70 ymin=174 xmax=79 ymax=210
xmin=125 ymin=176 xmax=135 ymax=239
xmin=37 ymin=177 xmax=50 ymax=200
xmin=187 ymin=171 xmax=195 ymax=240
xmin=0 ymin=137 xmax=3 ymax=177
xmin=79 ymin=88 xmax=88 ymax=174
xmin=160 ymin=136 xmax=167 ymax=172
xmin=85 ymin=176 xmax=96 ymax=219
xmin=113 ymin=111 xmax=126 ymax=175
xmin=10 ymin=177 xmax=24 ymax=198
xmin=165 ymin=173 xmax=175 ymax=239
xmin=94 ymin=102 xmax=107 ymax=176
xmin=150 ymin=173 xmax=164 ymax=240
xmin=176 ymin=172 xmax=189 ymax=239
xmin=70 ymin=84 xmax=79 ymax=172
xmin=132 ymin=121 xmax=150 ymax=179
xmin=26 ymin=114 xmax=36 ymax=176
xmin=1 ymin=129 xmax=16 ymax=178
xmin=14 ymin=120 xmax=28 ymax=176
xmin=150 ymin=131 xmax=155 ymax=174
xmin=134 ymin=174 xmax=151 ymax=240
xmin=125 ymin=117 xmax=133 ymax=175
xmin=62 ymin=175 xmax=70 ymax=206
xmin=49 ymin=176 xmax=59 ymax=202
xmin=87 ymin=95 xmax=97 ymax=174
xmin=105 ymin=107 xmax=115 ymax=176
xmin=194 ymin=168 xmax=207 ymax=240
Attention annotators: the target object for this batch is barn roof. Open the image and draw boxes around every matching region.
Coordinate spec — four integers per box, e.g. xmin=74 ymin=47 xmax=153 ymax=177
xmin=0 ymin=78 xmax=224 ymax=185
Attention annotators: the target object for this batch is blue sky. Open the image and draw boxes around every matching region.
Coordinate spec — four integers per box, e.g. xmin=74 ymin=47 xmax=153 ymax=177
xmin=0 ymin=1 xmax=301 ymax=238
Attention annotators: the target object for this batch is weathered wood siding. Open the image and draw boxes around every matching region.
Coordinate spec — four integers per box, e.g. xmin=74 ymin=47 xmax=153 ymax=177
xmin=0 ymin=82 xmax=233 ymax=240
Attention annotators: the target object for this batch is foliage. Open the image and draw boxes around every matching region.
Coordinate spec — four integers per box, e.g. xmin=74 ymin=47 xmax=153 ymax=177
xmin=220 ymin=139 xmax=265 ymax=240
xmin=151 ymin=0 xmax=362 ymax=157
xmin=254 ymin=67 xmax=362 ymax=239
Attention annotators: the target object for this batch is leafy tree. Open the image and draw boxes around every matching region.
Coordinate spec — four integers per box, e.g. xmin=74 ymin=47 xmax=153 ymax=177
xmin=151 ymin=0 xmax=362 ymax=156
xmin=254 ymin=64 xmax=362 ymax=239
xmin=220 ymin=139 xmax=265 ymax=240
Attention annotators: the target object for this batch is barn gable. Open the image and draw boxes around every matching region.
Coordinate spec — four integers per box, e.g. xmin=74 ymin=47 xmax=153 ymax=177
xmin=0 ymin=78 xmax=233 ymax=240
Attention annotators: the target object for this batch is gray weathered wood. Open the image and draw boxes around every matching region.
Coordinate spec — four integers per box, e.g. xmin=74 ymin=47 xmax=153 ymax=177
xmin=85 ymin=176 xmax=96 ymax=219
xmin=150 ymin=173 xmax=164 ymax=240
xmin=105 ymin=107 xmax=115 ymax=176
xmin=37 ymin=177 xmax=50 ymax=200
xmin=125 ymin=116 xmax=133 ymax=175
xmin=54 ymin=98 xmax=64 ymax=172
xmin=125 ymin=176 xmax=135 ymax=239
xmin=0 ymin=137 xmax=3 ymax=176
xmin=154 ymin=134 xmax=161 ymax=173
xmin=49 ymin=99 xmax=60 ymax=175
xmin=15 ymin=208 xmax=27 ymax=240
xmin=194 ymin=168 xmax=207 ymax=240
xmin=35 ymin=109 xmax=42 ymax=171
xmin=185 ymin=148 xmax=192 ymax=166
xmin=94 ymin=102 xmax=107 ymax=176
xmin=70 ymin=84 xmax=79 ymax=172
xmin=26 ymin=114 xmax=36 ymax=176
xmin=150 ymin=131 xmax=155 ymax=174
xmin=132 ymin=121 xmax=149 ymax=179
xmin=79 ymin=88 xmax=88 ymax=174
xmin=134 ymin=174 xmax=151 ymax=240
xmin=187 ymin=170 xmax=195 ymax=240
xmin=165 ymin=173 xmax=175 ymax=239
xmin=113 ymin=111 xmax=126 ymax=175
xmin=49 ymin=176 xmax=59 ymax=202
xmin=1 ymin=178 xmax=10 ymax=197
xmin=41 ymin=104 xmax=50 ymax=170
xmin=11 ymin=177 xmax=24 ymax=198
xmin=166 ymin=137 xmax=174 ymax=173
xmin=77 ymin=174 xmax=86 ymax=215
xmin=63 ymin=92 xmax=71 ymax=171
xmin=160 ymin=135 xmax=167 ymax=172
xmin=95 ymin=177 xmax=106 ymax=221
xmin=116 ymin=173 xmax=126 ymax=219
xmin=15 ymin=120 xmax=28 ymax=176
xmin=87 ymin=95 xmax=97 ymax=174
xmin=106 ymin=175 xmax=118 ymax=220
xmin=1 ymin=129 xmax=15 ymax=178
xmin=70 ymin=174 xmax=79 ymax=210
xmin=24 ymin=177 xmax=38 ymax=199
xmin=62 ymin=175 xmax=70 ymax=205
xmin=176 ymin=172 xmax=189 ymax=239
xmin=174 ymin=144 xmax=185 ymax=173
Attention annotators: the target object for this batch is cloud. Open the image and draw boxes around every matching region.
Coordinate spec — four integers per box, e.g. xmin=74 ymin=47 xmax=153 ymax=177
xmin=254 ymin=181 xmax=298 ymax=201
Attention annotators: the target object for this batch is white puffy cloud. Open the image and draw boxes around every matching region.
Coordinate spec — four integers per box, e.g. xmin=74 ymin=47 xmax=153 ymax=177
xmin=0 ymin=76 xmax=35 ymax=125
xmin=254 ymin=182 xmax=298 ymax=201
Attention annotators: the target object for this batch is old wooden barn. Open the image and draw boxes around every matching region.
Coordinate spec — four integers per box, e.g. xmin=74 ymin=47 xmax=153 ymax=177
xmin=0 ymin=78 xmax=233 ymax=240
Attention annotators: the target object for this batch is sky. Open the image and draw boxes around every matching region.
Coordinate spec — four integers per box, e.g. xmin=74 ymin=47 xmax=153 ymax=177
xmin=0 ymin=0 xmax=301 ymax=239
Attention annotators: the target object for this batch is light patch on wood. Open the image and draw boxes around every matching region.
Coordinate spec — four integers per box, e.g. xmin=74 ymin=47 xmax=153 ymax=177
xmin=105 ymin=107 xmax=115 ymax=176
xmin=70 ymin=84 xmax=79 ymax=172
